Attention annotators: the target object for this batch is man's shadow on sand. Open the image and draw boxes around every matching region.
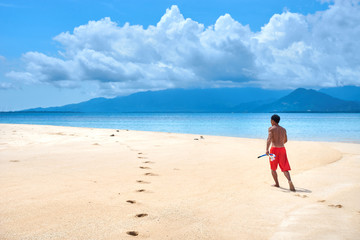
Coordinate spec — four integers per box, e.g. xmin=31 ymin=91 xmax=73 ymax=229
xmin=276 ymin=186 xmax=312 ymax=193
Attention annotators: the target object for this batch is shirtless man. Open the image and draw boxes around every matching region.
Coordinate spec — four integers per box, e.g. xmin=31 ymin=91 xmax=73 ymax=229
xmin=266 ymin=114 xmax=295 ymax=192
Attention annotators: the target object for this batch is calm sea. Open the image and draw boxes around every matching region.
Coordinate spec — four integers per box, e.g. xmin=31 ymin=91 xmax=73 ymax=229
xmin=0 ymin=112 xmax=359 ymax=143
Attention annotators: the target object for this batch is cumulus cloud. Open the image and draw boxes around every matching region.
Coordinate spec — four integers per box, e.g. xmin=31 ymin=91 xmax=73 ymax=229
xmin=253 ymin=0 xmax=360 ymax=88
xmin=6 ymin=1 xmax=360 ymax=94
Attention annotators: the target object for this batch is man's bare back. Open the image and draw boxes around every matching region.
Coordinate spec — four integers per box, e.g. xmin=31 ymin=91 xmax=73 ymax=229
xmin=266 ymin=125 xmax=287 ymax=150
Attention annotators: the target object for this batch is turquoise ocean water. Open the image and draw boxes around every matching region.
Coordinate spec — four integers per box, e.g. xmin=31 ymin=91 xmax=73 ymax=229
xmin=1 ymin=113 xmax=360 ymax=143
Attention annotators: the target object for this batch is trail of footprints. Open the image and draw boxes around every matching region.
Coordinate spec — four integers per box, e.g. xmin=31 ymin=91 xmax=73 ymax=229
xmin=122 ymin=140 xmax=353 ymax=237
xmin=295 ymin=194 xmax=346 ymax=209
xmin=126 ymin=151 xmax=159 ymax=237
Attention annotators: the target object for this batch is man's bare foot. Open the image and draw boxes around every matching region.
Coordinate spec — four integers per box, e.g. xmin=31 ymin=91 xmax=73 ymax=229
xmin=272 ymin=184 xmax=280 ymax=188
xmin=289 ymin=181 xmax=296 ymax=192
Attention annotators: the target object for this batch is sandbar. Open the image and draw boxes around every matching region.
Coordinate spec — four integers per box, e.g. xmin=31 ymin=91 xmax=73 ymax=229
xmin=0 ymin=124 xmax=359 ymax=239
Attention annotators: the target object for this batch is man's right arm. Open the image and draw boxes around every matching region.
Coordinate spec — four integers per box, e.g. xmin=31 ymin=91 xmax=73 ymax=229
xmin=266 ymin=127 xmax=272 ymax=154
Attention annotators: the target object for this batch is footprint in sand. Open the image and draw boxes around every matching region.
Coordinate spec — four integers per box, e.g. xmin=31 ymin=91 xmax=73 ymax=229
xmin=137 ymin=180 xmax=150 ymax=184
xmin=138 ymin=156 xmax=147 ymax=159
xmin=143 ymin=161 xmax=154 ymax=164
xmin=126 ymin=231 xmax=139 ymax=236
xmin=9 ymin=160 xmax=20 ymax=163
xmin=317 ymin=200 xmax=326 ymax=203
xmin=135 ymin=213 xmax=148 ymax=218
xmin=136 ymin=189 xmax=146 ymax=192
xmin=295 ymin=194 xmax=308 ymax=198
xmin=139 ymin=166 xmax=151 ymax=169
xmin=144 ymin=172 xmax=158 ymax=176
xmin=328 ymin=204 xmax=343 ymax=208
xmin=126 ymin=200 xmax=136 ymax=204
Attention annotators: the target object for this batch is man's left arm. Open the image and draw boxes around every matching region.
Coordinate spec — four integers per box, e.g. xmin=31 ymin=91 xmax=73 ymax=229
xmin=284 ymin=129 xmax=288 ymax=144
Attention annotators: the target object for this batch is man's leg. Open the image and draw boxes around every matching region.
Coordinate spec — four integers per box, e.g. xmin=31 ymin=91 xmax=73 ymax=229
xmin=271 ymin=170 xmax=279 ymax=187
xmin=283 ymin=171 xmax=295 ymax=191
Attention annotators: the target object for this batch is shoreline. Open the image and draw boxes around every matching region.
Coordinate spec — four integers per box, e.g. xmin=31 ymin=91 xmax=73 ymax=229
xmin=1 ymin=124 xmax=359 ymax=239
xmin=1 ymin=122 xmax=360 ymax=144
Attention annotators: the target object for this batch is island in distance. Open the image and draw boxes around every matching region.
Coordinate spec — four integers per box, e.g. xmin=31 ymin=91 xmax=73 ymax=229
xmin=20 ymin=86 xmax=360 ymax=113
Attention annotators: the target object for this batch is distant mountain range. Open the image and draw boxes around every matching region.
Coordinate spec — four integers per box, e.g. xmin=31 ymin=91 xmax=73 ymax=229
xmin=255 ymin=88 xmax=360 ymax=112
xmin=21 ymin=86 xmax=360 ymax=113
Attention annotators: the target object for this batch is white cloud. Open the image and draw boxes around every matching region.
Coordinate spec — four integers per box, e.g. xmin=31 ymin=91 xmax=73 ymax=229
xmin=0 ymin=82 xmax=12 ymax=89
xmin=253 ymin=0 xmax=360 ymax=88
xmin=6 ymin=1 xmax=360 ymax=94
xmin=0 ymin=55 xmax=6 ymax=62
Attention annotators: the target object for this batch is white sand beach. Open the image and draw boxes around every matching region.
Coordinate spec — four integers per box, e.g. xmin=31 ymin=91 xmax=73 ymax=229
xmin=0 ymin=124 xmax=359 ymax=239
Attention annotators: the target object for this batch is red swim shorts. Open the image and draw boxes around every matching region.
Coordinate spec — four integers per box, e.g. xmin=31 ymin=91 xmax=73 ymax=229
xmin=270 ymin=147 xmax=291 ymax=172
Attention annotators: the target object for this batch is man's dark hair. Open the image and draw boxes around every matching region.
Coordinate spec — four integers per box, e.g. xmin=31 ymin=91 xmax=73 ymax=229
xmin=271 ymin=114 xmax=280 ymax=124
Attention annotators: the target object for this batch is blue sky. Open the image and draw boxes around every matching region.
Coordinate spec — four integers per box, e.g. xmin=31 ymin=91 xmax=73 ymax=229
xmin=1 ymin=0 xmax=359 ymax=111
